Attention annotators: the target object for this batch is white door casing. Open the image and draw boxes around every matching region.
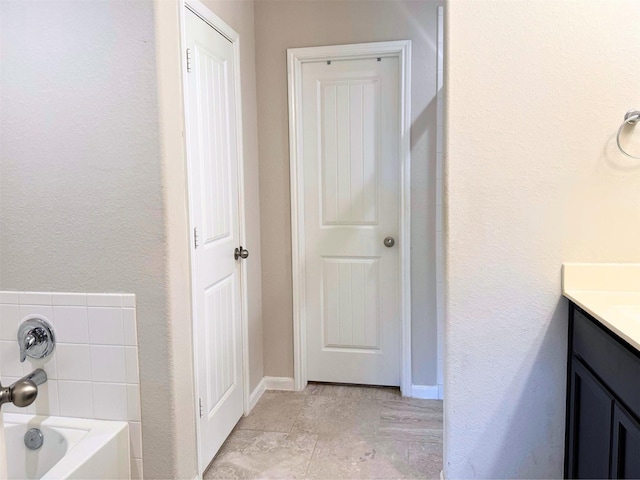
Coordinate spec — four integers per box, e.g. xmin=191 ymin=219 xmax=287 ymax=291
xmin=183 ymin=3 xmax=249 ymax=474
xmin=288 ymin=42 xmax=412 ymax=393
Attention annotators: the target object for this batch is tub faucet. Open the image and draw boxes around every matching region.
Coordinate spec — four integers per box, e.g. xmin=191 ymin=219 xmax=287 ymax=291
xmin=0 ymin=369 xmax=47 ymax=409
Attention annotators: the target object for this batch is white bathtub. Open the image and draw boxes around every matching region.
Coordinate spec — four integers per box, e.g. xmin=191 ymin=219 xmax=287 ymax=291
xmin=2 ymin=413 xmax=130 ymax=479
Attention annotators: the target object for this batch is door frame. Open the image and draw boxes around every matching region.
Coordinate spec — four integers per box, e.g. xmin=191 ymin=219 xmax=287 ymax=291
xmin=287 ymin=40 xmax=413 ymax=396
xmin=180 ymin=0 xmax=251 ymax=475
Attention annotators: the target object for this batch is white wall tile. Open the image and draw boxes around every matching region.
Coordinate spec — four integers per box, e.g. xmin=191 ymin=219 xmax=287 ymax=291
xmin=0 ymin=340 xmax=24 ymax=377
xmin=18 ymin=305 xmax=53 ymax=321
xmin=122 ymin=295 xmax=136 ymax=308
xmin=0 ymin=304 xmax=20 ymax=341
xmin=123 ymin=309 xmax=137 ymax=346
xmin=125 ymin=347 xmax=139 ymax=384
xmin=59 ymin=380 xmax=93 ymax=418
xmin=0 ymin=292 xmax=19 ymax=304
xmin=19 ymin=292 xmax=52 ymax=305
xmin=87 ymin=294 xmax=122 ymax=308
xmin=32 ymin=379 xmax=60 ymax=416
xmin=129 ymin=421 xmax=143 ymax=458
xmin=57 ymin=344 xmax=92 ymax=381
xmin=52 ymin=293 xmax=86 ymax=306
xmin=127 ymin=384 xmax=141 ymax=422
xmin=53 ymin=306 xmax=89 ymax=343
xmin=90 ymin=345 xmax=127 ymax=383
xmin=22 ymin=352 xmax=57 ymax=380
xmin=88 ymin=307 xmax=124 ymax=345
xmin=131 ymin=458 xmax=144 ymax=480
xmin=92 ymin=383 xmax=128 ymax=421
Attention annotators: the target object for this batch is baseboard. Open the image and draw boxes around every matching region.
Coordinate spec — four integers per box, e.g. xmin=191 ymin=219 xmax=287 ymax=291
xmin=411 ymin=384 xmax=443 ymax=400
xmin=264 ymin=376 xmax=295 ymax=391
xmin=440 ymin=469 xmax=446 ymax=480
xmin=248 ymin=377 xmax=266 ymax=413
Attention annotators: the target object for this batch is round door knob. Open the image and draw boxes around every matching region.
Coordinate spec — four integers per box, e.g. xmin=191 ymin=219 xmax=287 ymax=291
xmin=383 ymin=236 xmax=395 ymax=248
xmin=234 ymin=246 xmax=249 ymax=260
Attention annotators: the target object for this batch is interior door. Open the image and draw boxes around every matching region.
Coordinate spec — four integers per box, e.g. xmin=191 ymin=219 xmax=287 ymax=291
xmin=184 ymin=8 xmax=244 ymax=473
xmin=301 ymin=56 xmax=401 ymax=386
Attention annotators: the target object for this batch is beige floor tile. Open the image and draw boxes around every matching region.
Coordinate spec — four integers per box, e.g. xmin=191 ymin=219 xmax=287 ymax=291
xmin=306 ymin=435 xmax=437 ymax=479
xmin=204 ymin=384 xmax=443 ymax=479
xmin=360 ymin=386 xmax=402 ymax=401
xmin=407 ymin=442 xmax=443 ymax=479
xmin=291 ymin=396 xmax=381 ymax=438
xmin=204 ymin=430 xmax=317 ymax=479
xmin=316 ymin=383 xmax=366 ymax=397
xmin=378 ymin=401 xmax=443 ymax=442
xmin=237 ymin=392 xmax=305 ymax=433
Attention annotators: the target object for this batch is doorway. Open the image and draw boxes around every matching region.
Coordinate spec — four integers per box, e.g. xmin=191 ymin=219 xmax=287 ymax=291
xmin=287 ymin=41 xmax=413 ymax=395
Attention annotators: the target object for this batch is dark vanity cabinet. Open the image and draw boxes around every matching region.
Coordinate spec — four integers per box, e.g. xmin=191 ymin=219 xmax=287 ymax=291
xmin=565 ymin=303 xmax=640 ymax=479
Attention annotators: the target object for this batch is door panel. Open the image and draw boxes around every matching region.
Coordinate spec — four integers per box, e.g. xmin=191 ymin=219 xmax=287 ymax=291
xmin=185 ymin=8 xmax=244 ymax=474
xmin=611 ymin=402 xmax=640 ymax=479
xmin=567 ymin=358 xmax=614 ymax=479
xmin=302 ymin=56 xmax=401 ymax=386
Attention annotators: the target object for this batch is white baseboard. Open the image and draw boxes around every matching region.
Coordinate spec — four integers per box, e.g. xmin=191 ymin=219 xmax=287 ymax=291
xmin=247 ymin=377 xmax=266 ymax=413
xmin=264 ymin=376 xmax=295 ymax=391
xmin=411 ymin=384 xmax=444 ymax=400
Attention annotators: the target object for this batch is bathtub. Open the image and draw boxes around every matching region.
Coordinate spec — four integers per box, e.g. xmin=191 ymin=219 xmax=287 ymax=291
xmin=2 ymin=413 xmax=130 ymax=479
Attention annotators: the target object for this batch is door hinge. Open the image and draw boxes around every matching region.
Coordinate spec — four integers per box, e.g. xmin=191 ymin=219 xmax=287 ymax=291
xmin=194 ymin=227 xmax=199 ymax=249
xmin=186 ymin=48 xmax=192 ymax=73
xmin=199 ymin=397 xmax=203 ymax=418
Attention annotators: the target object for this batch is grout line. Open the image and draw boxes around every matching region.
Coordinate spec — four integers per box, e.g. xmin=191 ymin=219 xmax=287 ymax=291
xmin=302 ymin=435 xmax=319 ymax=479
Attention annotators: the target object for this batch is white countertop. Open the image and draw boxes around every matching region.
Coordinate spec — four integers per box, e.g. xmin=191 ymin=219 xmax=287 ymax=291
xmin=563 ymin=263 xmax=640 ymax=351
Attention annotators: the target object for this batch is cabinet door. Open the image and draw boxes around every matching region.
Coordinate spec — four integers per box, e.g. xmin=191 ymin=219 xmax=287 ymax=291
xmin=611 ymin=403 xmax=640 ymax=479
xmin=567 ymin=358 xmax=614 ymax=479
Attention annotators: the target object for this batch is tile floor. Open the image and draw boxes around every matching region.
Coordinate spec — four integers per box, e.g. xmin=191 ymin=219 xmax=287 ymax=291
xmin=204 ymin=383 xmax=443 ymax=479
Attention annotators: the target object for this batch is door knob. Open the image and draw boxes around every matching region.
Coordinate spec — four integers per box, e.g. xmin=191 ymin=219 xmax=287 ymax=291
xmin=234 ymin=246 xmax=249 ymax=260
xmin=383 ymin=236 xmax=395 ymax=248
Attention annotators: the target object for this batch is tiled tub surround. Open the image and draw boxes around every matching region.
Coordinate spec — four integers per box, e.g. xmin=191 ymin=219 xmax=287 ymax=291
xmin=0 ymin=291 xmax=143 ymax=479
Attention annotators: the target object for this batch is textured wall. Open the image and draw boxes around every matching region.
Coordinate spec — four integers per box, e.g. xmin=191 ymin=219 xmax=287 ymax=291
xmin=255 ymin=0 xmax=443 ymax=386
xmin=444 ymin=1 xmax=640 ymax=477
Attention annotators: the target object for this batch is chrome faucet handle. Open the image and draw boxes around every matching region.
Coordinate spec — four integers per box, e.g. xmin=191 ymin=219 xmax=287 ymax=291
xmin=18 ymin=316 xmax=55 ymax=363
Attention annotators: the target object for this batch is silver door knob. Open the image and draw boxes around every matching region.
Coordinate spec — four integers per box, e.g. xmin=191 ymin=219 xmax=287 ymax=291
xmin=383 ymin=236 xmax=395 ymax=248
xmin=234 ymin=246 xmax=249 ymax=260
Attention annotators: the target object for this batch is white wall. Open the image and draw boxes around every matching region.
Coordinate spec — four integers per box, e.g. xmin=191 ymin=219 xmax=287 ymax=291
xmin=444 ymin=1 xmax=640 ymax=478
xmin=255 ymin=0 xmax=443 ymax=387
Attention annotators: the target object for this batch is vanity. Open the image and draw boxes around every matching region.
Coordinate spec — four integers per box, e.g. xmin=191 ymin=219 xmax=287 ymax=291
xmin=563 ymin=264 xmax=640 ymax=479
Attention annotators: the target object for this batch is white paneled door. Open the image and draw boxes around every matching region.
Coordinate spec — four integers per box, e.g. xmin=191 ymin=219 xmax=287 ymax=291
xmin=302 ymin=56 xmax=401 ymax=386
xmin=184 ymin=8 xmax=244 ymax=474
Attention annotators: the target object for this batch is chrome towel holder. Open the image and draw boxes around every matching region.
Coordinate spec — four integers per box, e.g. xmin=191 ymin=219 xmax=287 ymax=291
xmin=616 ymin=109 xmax=640 ymax=159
